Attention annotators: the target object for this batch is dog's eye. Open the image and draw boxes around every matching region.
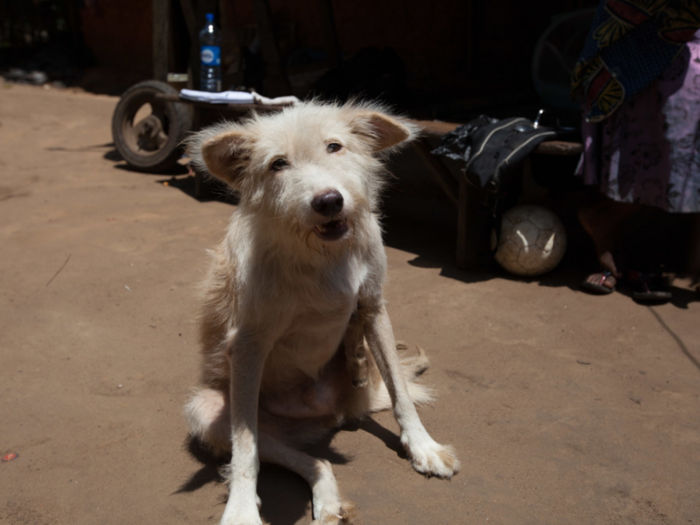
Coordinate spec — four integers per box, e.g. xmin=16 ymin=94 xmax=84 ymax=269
xmin=270 ymin=158 xmax=288 ymax=172
xmin=327 ymin=143 xmax=342 ymax=153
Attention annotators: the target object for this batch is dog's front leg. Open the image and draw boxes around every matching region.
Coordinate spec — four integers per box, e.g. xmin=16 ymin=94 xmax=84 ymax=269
xmin=365 ymin=305 xmax=460 ymax=479
xmin=219 ymin=328 xmax=270 ymax=525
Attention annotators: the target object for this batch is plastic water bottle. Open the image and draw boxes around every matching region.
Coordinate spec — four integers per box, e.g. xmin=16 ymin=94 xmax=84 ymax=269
xmin=199 ymin=13 xmax=221 ymax=92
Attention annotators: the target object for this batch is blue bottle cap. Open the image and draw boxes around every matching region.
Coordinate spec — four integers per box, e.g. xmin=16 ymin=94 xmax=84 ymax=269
xmin=206 ymin=13 xmax=214 ymax=23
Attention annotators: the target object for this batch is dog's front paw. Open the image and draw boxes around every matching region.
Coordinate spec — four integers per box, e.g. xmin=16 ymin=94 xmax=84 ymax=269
xmin=220 ymin=517 xmax=264 ymax=525
xmin=220 ymin=515 xmax=264 ymax=525
xmin=311 ymin=501 xmax=358 ymax=525
xmin=220 ymin=499 xmax=264 ymax=525
xmin=402 ymin=431 xmax=460 ymax=479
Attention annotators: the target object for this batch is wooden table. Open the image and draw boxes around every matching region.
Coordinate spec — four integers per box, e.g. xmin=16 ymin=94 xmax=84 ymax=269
xmin=410 ymin=120 xmax=583 ymax=269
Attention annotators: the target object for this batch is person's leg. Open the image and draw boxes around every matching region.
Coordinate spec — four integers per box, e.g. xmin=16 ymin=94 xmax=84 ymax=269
xmin=686 ymin=213 xmax=700 ymax=283
xmin=619 ymin=206 xmax=674 ymax=302
xmin=578 ymin=197 xmax=641 ymax=292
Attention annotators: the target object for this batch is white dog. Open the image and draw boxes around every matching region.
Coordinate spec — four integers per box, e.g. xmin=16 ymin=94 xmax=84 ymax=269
xmin=184 ymin=101 xmax=460 ymax=525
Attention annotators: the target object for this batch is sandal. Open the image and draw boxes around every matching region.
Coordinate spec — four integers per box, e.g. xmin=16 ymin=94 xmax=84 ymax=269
xmin=628 ymin=271 xmax=671 ymax=303
xmin=580 ymin=268 xmax=616 ymax=295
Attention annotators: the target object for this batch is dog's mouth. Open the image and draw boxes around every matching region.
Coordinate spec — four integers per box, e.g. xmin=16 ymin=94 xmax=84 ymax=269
xmin=313 ymin=218 xmax=349 ymax=241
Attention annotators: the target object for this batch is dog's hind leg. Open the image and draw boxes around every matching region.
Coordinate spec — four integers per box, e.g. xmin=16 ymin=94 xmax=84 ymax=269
xmin=343 ymin=311 xmax=368 ymax=388
xmin=258 ymin=430 xmax=357 ymax=525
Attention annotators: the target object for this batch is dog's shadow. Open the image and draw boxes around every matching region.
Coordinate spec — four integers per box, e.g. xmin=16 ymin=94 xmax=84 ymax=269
xmin=175 ymin=417 xmax=404 ymax=524
xmin=175 ymin=438 xmax=311 ymax=525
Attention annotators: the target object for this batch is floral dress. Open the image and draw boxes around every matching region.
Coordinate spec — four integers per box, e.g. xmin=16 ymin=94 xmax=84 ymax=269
xmin=576 ymin=29 xmax=700 ymax=212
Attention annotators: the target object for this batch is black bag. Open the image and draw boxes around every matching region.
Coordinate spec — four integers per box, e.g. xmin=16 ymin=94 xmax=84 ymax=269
xmin=432 ymin=116 xmax=557 ymax=194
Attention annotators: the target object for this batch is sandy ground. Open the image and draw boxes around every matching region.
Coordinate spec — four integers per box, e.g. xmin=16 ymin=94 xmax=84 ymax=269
xmin=1 ymin=83 xmax=699 ymax=525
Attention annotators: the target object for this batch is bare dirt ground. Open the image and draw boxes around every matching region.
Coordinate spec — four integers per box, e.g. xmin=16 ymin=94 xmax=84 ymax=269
xmin=1 ymin=83 xmax=699 ymax=525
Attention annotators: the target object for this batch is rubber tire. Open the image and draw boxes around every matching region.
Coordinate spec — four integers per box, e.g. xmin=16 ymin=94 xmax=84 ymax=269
xmin=111 ymin=80 xmax=193 ymax=172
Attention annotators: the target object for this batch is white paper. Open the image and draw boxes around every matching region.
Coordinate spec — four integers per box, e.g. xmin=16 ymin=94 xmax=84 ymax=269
xmin=179 ymin=89 xmax=255 ymax=104
xmin=179 ymin=89 xmax=299 ymax=106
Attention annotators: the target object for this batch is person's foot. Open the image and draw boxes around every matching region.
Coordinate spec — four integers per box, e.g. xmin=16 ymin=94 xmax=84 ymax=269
xmin=580 ymin=252 xmax=620 ymax=295
xmin=629 ymin=271 xmax=672 ymax=303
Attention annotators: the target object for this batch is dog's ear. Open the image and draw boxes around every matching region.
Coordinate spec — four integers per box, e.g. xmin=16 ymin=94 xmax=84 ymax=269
xmin=350 ymin=111 xmax=416 ymax=152
xmin=188 ymin=127 xmax=251 ymax=189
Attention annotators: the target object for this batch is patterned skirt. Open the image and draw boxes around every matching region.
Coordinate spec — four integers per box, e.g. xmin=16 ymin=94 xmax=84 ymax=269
xmin=577 ymin=30 xmax=700 ymax=213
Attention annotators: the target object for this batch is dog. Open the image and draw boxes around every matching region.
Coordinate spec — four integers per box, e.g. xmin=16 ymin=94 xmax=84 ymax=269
xmin=184 ymin=101 xmax=460 ymax=525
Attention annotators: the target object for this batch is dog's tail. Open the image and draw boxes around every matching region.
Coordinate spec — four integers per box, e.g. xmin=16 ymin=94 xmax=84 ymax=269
xmin=368 ymin=343 xmax=434 ymax=412
xmin=184 ymin=387 xmax=231 ymax=456
xmin=399 ymin=342 xmax=430 ymax=377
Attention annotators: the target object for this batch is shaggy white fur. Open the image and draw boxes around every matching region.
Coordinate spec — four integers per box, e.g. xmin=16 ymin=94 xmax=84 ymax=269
xmin=184 ymin=101 xmax=459 ymax=525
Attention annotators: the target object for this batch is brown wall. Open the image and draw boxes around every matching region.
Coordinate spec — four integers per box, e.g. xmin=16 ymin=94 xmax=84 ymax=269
xmin=79 ymin=0 xmax=598 ymax=95
xmin=225 ymin=0 xmax=598 ymax=94
xmin=81 ymin=0 xmax=153 ymax=75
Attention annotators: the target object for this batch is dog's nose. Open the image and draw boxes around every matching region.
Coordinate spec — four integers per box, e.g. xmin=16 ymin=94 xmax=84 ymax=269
xmin=311 ymin=190 xmax=344 ymax=217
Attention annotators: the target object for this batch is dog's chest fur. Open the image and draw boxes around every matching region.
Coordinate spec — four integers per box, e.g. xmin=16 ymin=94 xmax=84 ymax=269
xmin=259 ymin=251 xmax=370 ymax=387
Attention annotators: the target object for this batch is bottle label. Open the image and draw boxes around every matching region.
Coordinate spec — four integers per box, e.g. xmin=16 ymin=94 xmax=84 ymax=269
xmin=200 ymin=46 xmax=221 ymax=66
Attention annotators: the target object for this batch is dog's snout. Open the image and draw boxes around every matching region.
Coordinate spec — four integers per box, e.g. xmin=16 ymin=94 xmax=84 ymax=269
xmin=311 ymin=190 xmax=344 ymax=217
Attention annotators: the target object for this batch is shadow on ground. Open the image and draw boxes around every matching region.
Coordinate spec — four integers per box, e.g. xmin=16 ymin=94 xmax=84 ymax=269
xmin=175 ymin=417 xmax=403 ymax=525
xmin=383 ymin=203 xmax=699 ymax=311
xmin=155 ymin=174 xmax=239 ymax=205
xmin=175 ymin=437 xmax=312 ymax=525
xmin=100 ymin=144 xmax=239 ymax=204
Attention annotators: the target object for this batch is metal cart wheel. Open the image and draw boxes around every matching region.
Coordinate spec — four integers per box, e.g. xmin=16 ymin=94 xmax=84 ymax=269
xmin=111 ymin=80 xmax=193 ymax=172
